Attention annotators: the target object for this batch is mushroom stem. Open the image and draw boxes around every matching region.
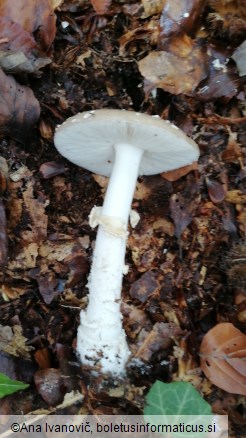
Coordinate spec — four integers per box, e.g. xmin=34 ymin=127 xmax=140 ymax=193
xmin=77 ymin=142 xmax=144 ymax=374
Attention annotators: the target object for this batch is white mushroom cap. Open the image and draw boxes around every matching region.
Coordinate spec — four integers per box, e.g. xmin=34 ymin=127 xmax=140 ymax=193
xmin=54 ymin=109 xmax=199 ymax=176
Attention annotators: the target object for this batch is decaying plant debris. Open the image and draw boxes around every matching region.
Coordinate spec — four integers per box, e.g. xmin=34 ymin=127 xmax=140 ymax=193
xmin=0 ymin=0 xmax=245 ymax=435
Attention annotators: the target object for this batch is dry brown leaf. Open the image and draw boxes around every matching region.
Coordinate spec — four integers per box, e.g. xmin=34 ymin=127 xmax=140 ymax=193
xmin=227 ymin=240 xmax=246 ymax=290
xmin=34 ymin=348 xmax=51 ymax=369
xmin=129 ymin=270 xmax=164 ymax=303
xmin=170 ymin=193 xmax=201 ymax=238
xmin=0 ymin=325 xmax=33 ymax=359
xmin=0 ymin=0 xmax=56 ymax=52
xmin=236 ymin=205 xmax=246 ymax=236
xmin=159 ymin=0 xmax=205 ymax=38
xmin=135 ymin=322 xmax=182 ymax=362
xmin=22 ymin=180 xmax=48 ymax=243
xmin=8 ymin=242 xmax=39 ymax=270
xmin=92 ymin=173 xmax=108 ymax=191
xmin=222 ymin=137 xmax=243 ymax=163
xmin=0 ymin=201 xmax=7 ymax=267
xmin=6 ymin=193 xmax=23 ymax=232
xmin=39 ymin=162 xmax=66 ymax=179
xmin=200 ymin=323 xmax=246 ymax=395
xmin=6 ymin=176 xmax=48 ymax=272
xmin=138 ymin=35 xmax=207 ymax=95
xmin=0 ymin=52 xmax=51 ymax=74
xmin=232 ymin=41 xmax=246 ymax=77
xmin=0 ymin=17 xmax=52 ymax=74
xmin=51 ymin=0 xmax=64 ymax=9
xmin=34 ymin=368 xmax=66 ymax=406
xmin=39 ymin=119 xmax=53 ymax=140
xmin=161 ymin=162 xmax=198 ymax=181
xmin=205 ymin=178 xmax=227 ymax=203
xmin=1 ymin=284 xmax=29 ymax=300
xmin=134 ymin=181 xmax=151 ymax=201
xmin=118 ymin=22 xmax=159 ymax=57
xmin=0 ymin=17 xmax=36 ymax=56
xmin=122 ymin=303 xmax=152 ymax=342
xmin=39 ymin=240 xmax=80 ymax=262
xmin=128 ymin=220 xmax=164 ymax=272
xmin=0 ymin=68 xmax=40 ymax=141
xmin=196 ymin=45 xmax=240 ymax=102
xmin=0 ymin=156 xmax=8 ymax=194
xmin=152 ymin=218 xmax=174 ymax=236
xmin=208 ymin=0 xmax=246 ymax=41
xmin=141 ymin=0 xmax=166 ymax=18
xmin=89 ymin=0 xmax=111 ymax=15
xmin=30 ymin=269 xmax=59 ymax=304
xmin=225 ymin=190 xmax=246 ymax=204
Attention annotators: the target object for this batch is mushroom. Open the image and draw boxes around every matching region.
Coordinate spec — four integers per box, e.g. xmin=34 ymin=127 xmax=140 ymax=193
xmin=54 ymin=109 xmax=199 ymax=375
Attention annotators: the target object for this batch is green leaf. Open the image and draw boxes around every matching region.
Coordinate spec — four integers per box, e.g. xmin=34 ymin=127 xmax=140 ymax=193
xmin=144 ymin=381 xmax=212 ymax=438
xmin=144 ymin=381 xmax=211 ymax=416
xmin=0 ymin=372 xmax=29 ymax=399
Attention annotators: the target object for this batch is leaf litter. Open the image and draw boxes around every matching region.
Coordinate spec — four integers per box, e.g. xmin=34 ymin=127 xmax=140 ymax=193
xmin=0 ymin=0 xmax=245 ymax=434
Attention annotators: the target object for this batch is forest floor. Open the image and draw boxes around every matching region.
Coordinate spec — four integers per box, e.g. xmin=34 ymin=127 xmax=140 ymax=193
xmin=0 ymin=1 xmax=245 ymax=437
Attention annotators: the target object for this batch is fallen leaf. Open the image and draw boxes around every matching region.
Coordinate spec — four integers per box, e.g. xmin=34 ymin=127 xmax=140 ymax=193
xmin=76 ymin=49 xmax=92 ymax=67
xmin=1 ymin=284 xmax=29 ymax=300
xmin=0 ymin=372 xmax=29 ymax=399
xmin=129 ymin=270 xmax=163 ymax=303
xmin=152 ymin=218 xmax=174 ymax=236
xmin=0 ymin=201 xmax=7 ymax=267
xmin=128 ymin=220 xmax=165 ymax=272
xmin=29 ymin=269 xmax=59 ymax=304
xmin=195 ymin=46 xmax=240 ymax=102
xmin=226 ymin=240 xmax=246 ymax=289
xmin=39 ymin=240 xmax=83 ymax=263
xmin=221 ymin=137 xmax=243 ymax=163
xmin=0 ymin=351 xmax=36 ymax=384
xmin=0 ymin=0 xmax=56 ymax=53
xmin=0 ymin=17 xmax=36 ymax=56
xmin=134 ymin=180 xmax=151 ymax=201
xmin=0 ymin=325 xmax=33 ymax=359
xmin=205 ymin=177 xmax=227 ymax=203
xmin=0 ymin=157 xmax=8 ymax=194
xmin=141 ymin=0 xmax=166 ymax=18
xmin=39 ymin=162 xmax=66 ymax=179
xmin=39 ymin=119 xmax=53 ymax=140
xmin=200 ymin=323 xmax=246 ymax=395
xmin=34 ymin=368 xmax=66 ymax=406
xmin=9 ymin=165 xmax=30 ymax=182
xmin=236 ymin=208 xmax=246 ymax=239
xmin=21 ymin=180 xmax=48 ymax=243
xmin=0 ymin=68 xmax=40 ymax=141
xmin=232 ymin=40 xmax=246 ymax=77
xmin=161 ymin=162 xmax=198 ymax=181
xmin=135 ymin=322 xmax=182 ymax=362
xmin=34 ymin=349 xmax=51 ymax=369
xmin=225 ymin=190 xmax=246 ymax=204
xmin=8 ymin=242 xmax=38 ymax=270
xmin=6 ymin=176 xmax=48 ymax=272
xmin=196 ymin=70 xmax=240 ymax=102
xmin=92 ymin=173 xmax=108 ymax=191
xmin=138 ymin=35 xmax=207 ymax=95
xmin=56 ymin=344 xmax=78 ymax=392
xmin=122 ymin=303 xmax=152 ymax=341
xmin=118 ymin=22 xmax=158 ymax=57
xmin=52 ymin=0 xmax=64 ymax=9
xmin=170 ymin=193 xmax=200 ymax=238
xmin=0 ymin=18 xmax=51 ymax=74
xmin=159 ymin=0 xmax=205 ymax=38
xmin=89 ymin=0 xmax=111 ymax=15
xmin=208 ymin=0 xmax=246 ymax=41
